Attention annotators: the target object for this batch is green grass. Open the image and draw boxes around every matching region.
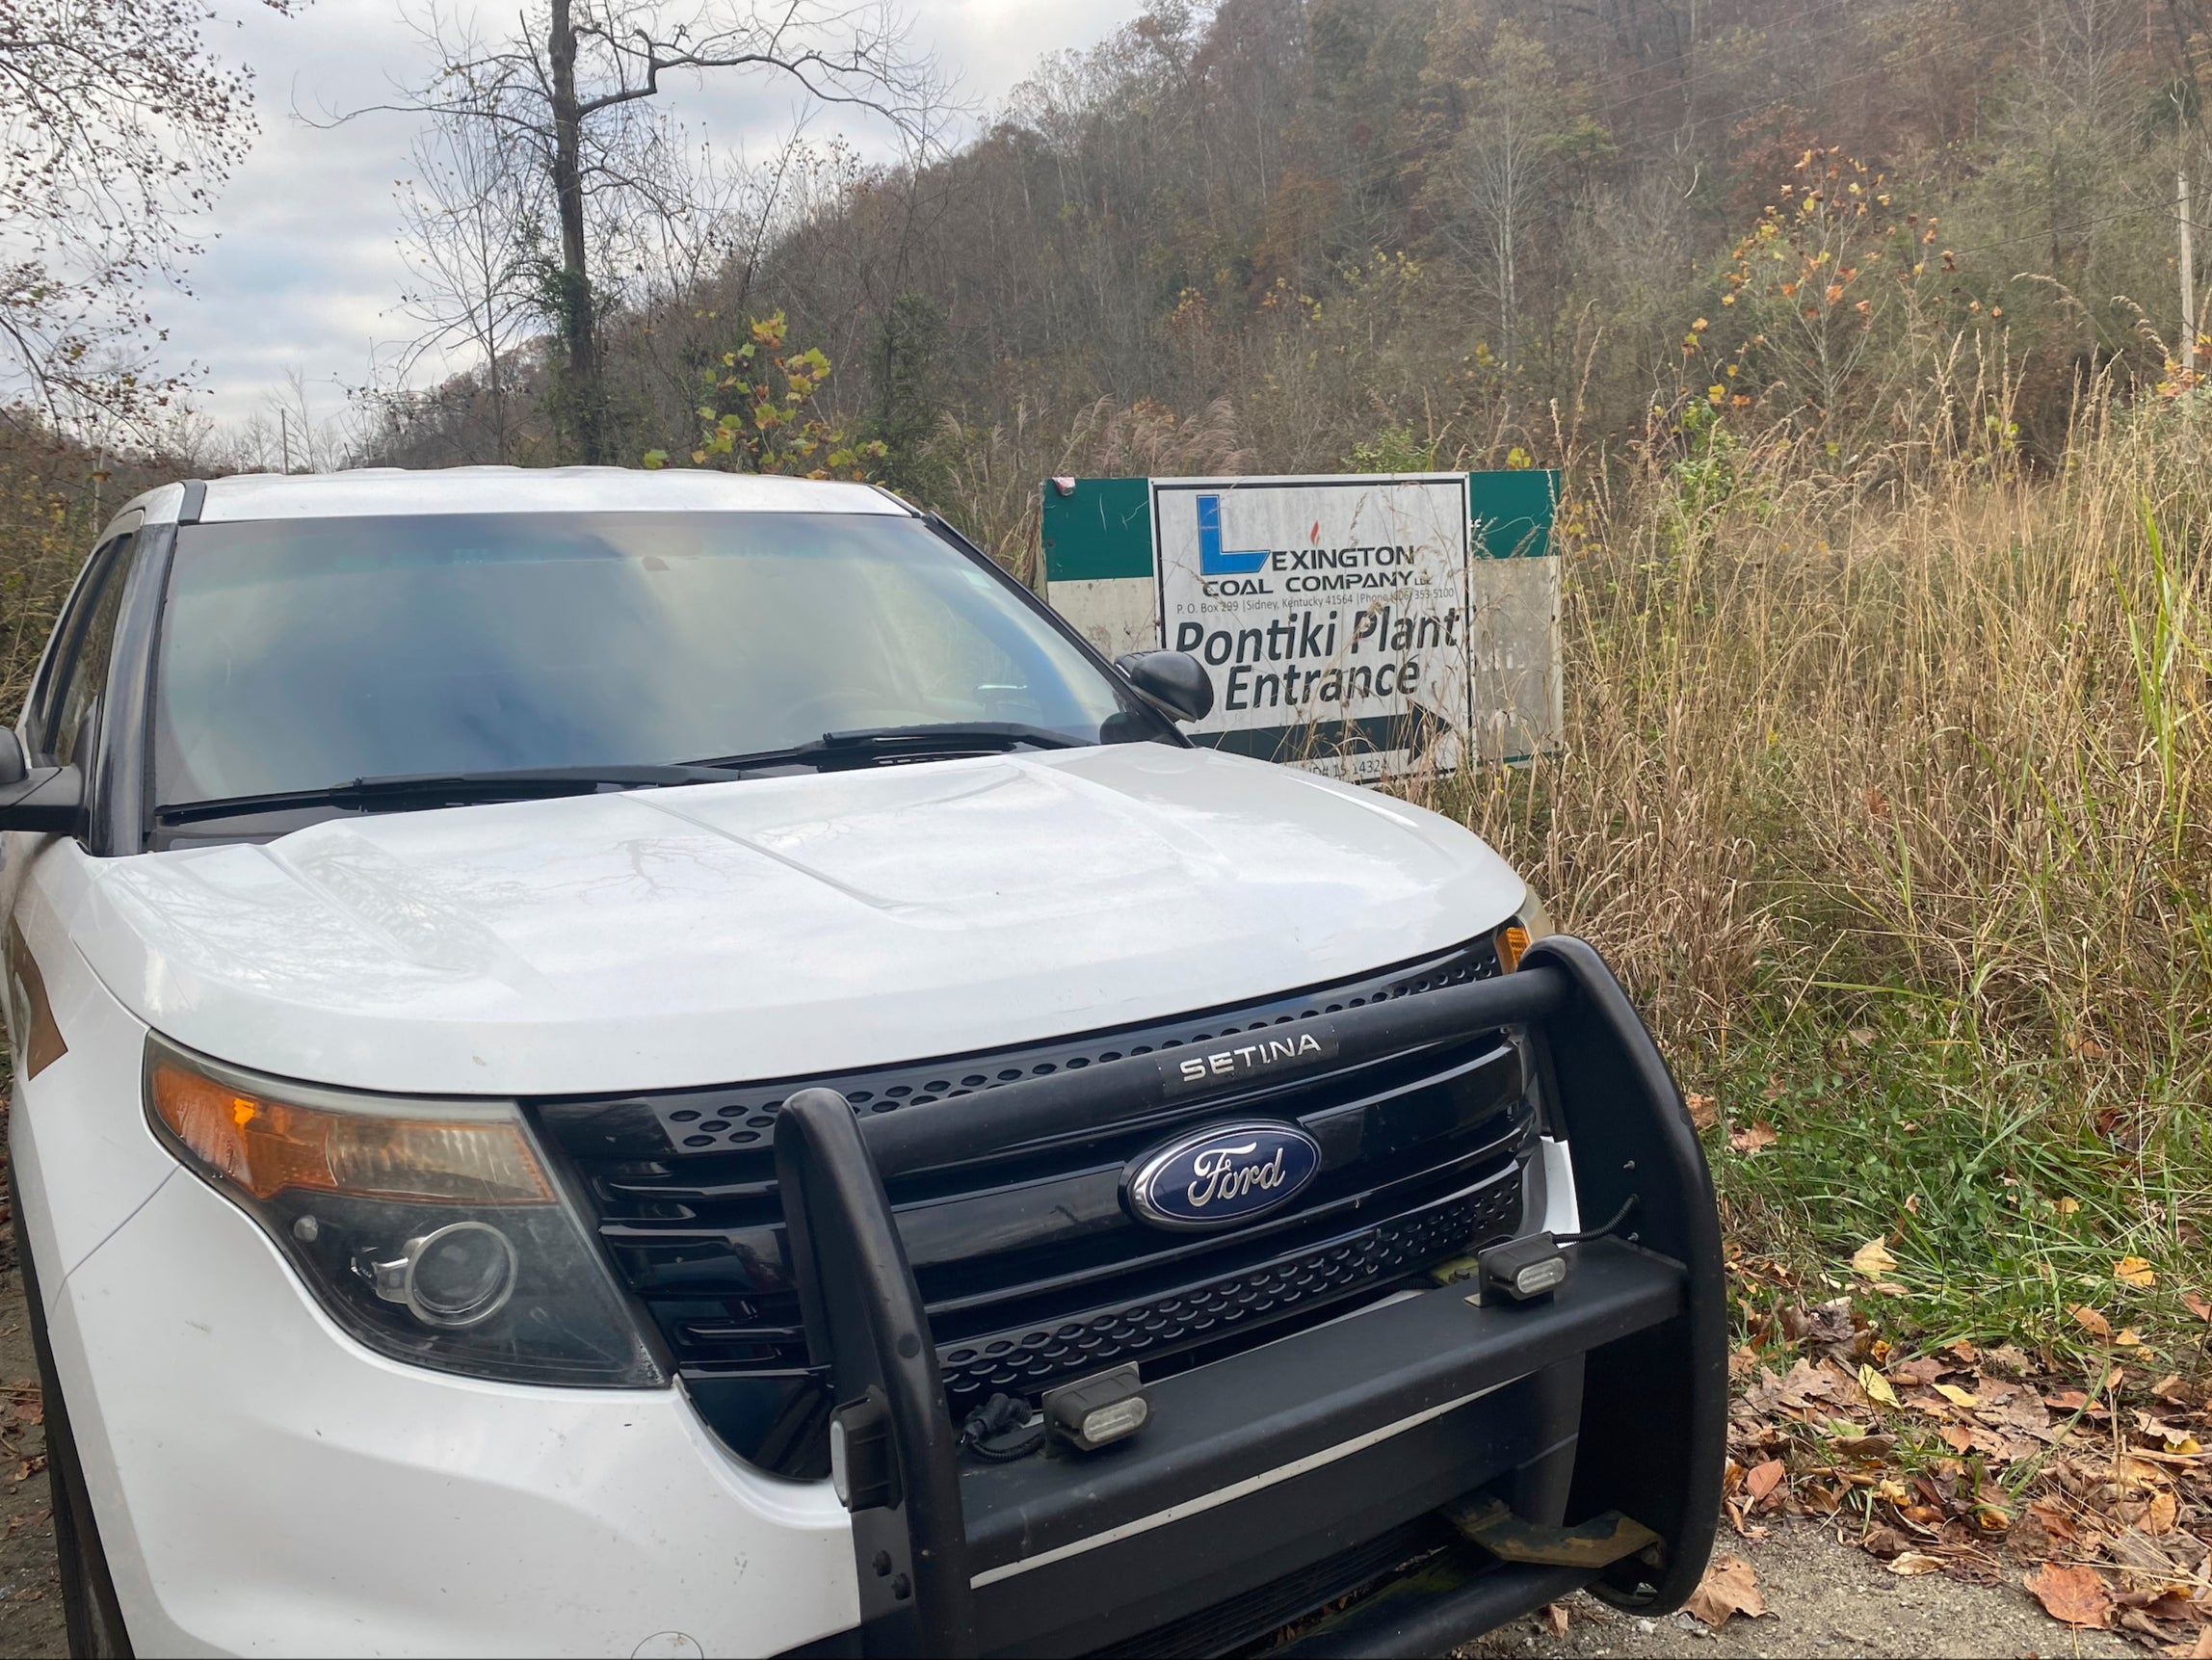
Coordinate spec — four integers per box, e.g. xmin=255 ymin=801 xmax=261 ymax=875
xmin=1695 ymin=998 xmax=2212 ymax=1369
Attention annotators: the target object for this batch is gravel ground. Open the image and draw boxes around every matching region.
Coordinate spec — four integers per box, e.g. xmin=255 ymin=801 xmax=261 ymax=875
xmin=1464 ymin=1523 xmax=2138 ymax=1660
xmin=0 ymin=1233 xmax=2136 ymax=1660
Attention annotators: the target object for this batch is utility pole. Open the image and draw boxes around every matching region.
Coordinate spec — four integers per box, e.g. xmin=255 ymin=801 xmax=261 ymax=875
xmin=279 ymin=407 xmax=292 ymax=474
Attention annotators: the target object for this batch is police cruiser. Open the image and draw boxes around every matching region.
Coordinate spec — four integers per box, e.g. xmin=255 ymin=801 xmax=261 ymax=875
xmin=0 ymin=468 xmax=1723 ymax=1657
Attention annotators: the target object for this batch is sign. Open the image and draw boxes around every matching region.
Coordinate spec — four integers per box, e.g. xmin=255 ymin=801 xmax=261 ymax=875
xmin=1040 ymin=470 xmax=1559 ymax=778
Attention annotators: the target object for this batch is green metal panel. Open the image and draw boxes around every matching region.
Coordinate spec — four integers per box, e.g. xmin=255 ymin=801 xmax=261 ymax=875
xmin=1040 ymin=478 xmax=1154 ymax=581
xmin=1468 ymin=469 xmax=1558 ymax=559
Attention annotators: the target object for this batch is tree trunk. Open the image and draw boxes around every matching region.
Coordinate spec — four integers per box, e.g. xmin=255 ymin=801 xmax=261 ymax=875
xmin=549 ymin=0 xmax=604 ymax=462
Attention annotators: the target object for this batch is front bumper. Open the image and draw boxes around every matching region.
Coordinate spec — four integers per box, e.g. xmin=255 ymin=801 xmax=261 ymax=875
xmin=777 ymin=935 xmax=1728 ymax=1658
xmin=41 ymin=934 xmax=1721 ymax=1659
xmin=45 ymin=1166 xmax=860 ymax=1657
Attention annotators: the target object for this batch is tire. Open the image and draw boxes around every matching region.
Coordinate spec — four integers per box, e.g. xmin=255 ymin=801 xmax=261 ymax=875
xmin=10 ymin=1183 xmax=134 ymax=1659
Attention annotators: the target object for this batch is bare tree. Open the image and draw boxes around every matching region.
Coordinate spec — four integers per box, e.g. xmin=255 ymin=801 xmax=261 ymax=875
xmin=393 ymin=113 xmax=545 ymax=462
xmin=0 ymin=0 xmax=299 ymax=433
xmin=1425 ymin=17 xmax=1577 ymax=376
xmin=351 ymin=0 xmax=944 ymax=463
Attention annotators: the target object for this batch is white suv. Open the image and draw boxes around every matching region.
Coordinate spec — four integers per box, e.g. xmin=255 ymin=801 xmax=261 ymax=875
xmin=0 ymin=468 xmax=1724 ymax=1658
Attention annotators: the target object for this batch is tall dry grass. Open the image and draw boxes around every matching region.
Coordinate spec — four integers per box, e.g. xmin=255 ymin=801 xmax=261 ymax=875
xmin=1439 ymin=391 xmax=2211 ymax=1089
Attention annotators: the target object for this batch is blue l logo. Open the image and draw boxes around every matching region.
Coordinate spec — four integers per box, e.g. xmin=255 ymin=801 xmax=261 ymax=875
xmin=1197 ymin=493 xmax=1269 ymax=575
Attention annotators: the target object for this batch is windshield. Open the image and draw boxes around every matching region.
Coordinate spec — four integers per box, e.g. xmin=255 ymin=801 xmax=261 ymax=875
xmin=154 ymin=510 xmax=1158 ymax=809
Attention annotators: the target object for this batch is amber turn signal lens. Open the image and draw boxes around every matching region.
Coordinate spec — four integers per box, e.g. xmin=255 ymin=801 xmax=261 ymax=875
xmin=147 ymin=1060 xmax=551 ymax=1204
xmin=1495 ymin=922 xmax=1533 ymax=972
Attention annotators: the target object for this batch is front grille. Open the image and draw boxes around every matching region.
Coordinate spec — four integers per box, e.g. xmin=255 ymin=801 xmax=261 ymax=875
xmin=938 ymin=1170 xmax=1521 ymax=1404
xmin=534 ymin=940 xmax=1534 ymax=1475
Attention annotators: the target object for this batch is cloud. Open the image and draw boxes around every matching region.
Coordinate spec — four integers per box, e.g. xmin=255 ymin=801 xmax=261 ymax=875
xmin=150 ymin=0 xmax=1143 ymax=435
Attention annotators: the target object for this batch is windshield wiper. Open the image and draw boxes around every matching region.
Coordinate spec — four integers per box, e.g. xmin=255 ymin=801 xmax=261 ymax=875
xmin=155 ymin=764 xmax=743 ymax=827
xmin=690 ymin=722 xmax=1083 ymax=773
xmin=157 ymin=728 xmax=1082 ymax=828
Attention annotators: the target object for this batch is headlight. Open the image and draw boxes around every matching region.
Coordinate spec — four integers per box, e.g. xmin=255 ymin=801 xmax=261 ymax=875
xmin=145 ymin=1036 xmax=664 ymax=1388
xmin=1493 ymin=886 xmax=1559 ymax=972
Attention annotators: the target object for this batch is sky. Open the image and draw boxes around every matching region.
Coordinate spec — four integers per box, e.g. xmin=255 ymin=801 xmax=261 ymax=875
xmin=154 ymin=0 xmax=1143 ymax=441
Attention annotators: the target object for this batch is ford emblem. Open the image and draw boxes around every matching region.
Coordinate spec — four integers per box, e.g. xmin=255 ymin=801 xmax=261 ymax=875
xmin=1123 ymin=1120 xmax=1322 ymax=1231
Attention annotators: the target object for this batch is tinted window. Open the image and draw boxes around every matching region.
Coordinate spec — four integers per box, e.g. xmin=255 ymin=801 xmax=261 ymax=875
xmin=42 ymin=534 xmax=134 ymax=768
xmin=154 ymin=512 xmax=1151 ymax=806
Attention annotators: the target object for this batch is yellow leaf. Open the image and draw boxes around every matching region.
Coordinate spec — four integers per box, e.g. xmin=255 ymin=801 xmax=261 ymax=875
xmin=1851 ymin=1239 xmax=1897 ymax=1278
xmin=1858 ymin=1364 xmax=1899 ymax=1408
xmin=2052 ymin=1197 xmax=2080 ymax=1215
xmin=2114 ymin=1329 xmax=2144 ymax=1348
xmin=1933 ymin=1383 xmax=1979 ymax=1409
xmin=2114 ymin=1257 xmax=2155 ymax=1288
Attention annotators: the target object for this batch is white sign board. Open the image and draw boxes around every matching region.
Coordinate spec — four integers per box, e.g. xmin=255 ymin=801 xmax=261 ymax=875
xmin=1040 ymin=470 xmax=1561 ymax=778
xmin=1153 ymin=474 xmax=1474 ymax=777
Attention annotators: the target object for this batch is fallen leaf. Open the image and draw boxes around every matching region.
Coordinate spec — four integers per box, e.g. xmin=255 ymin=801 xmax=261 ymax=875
xmin=1762 ymin=1074 xmax=1784 ymax=1100
xmin=2146 ymin=1489 xmax=2177 ymax=1535
xmin=1848 ymin=1027 xmax=1876 ymax=1046
xmin=2053 ymin=1197 xmax=2081 ymax=1215
xmin=1934 ymin=1383 xmax=1980 ymax=1409
xmin=1861 ymin=1524 xmax=1908 ymax=1559
xmin=2115 ymin=1257 xmax=2157 ymax=1289
xmin=1684 ymin=1554 xmax=1767 ymax=1627
xmin=1858 ymin=1363 xmax=1899 ymax=1408
xmin=1941 ymin=1424 xmax=1975 ymax=1454
xmin=1729 ymin=1120 xmax=1778 ymax=1153
xmin=1888 ymin=1551 xmax=1945 ymax=1575
xmin=2161 ymin=1626 xmax=2212 ymax=1658
xmin=2151 ymin=1374 xmax=2189 ymax=1404
xmin=1685 ymin=1092 xmax=1718 ymax=1130
xmin=1852 ymin=1238 xmax=1898 ymax=1278
xmin=2070 ymin=1304 xmax=2113 ymax=1339
xmin=1745 ymin=1459 xmax=1786 ymax=1502
xmin=2182 ymin=1292 xmax=2212 ymax=1323
xmin=2114 ymin=1328 xmax=2144 ymax=1348
xmin=2026 ymin=1561 xmax=2114 ymax=1629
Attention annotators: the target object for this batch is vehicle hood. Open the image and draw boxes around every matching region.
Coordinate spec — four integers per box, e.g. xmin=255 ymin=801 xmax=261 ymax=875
xmin=73 ymin=745 xmax=1525 ymax=1095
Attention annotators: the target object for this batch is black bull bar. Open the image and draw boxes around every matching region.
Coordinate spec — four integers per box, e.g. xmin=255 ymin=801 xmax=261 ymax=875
xmin=772 ymin=936 xmax=1728 ymax=1658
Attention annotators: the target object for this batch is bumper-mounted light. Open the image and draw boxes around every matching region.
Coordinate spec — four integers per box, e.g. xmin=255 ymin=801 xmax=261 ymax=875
xmin=1474 ymin=1232 xmax=1572 ymax=1303
xmin=1042 ymin=1364 xmax=1151 ymax=1452
xmin=830 ymin=1387 xmax=901 ymax=1511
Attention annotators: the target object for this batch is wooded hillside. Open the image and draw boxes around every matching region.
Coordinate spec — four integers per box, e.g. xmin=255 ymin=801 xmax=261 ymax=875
xmin=359 ymin=0 xmax=2212 ymax=519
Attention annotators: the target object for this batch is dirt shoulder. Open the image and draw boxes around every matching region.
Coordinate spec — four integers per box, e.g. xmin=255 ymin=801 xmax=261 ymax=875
xmin=1465 ymin=1521 xmax=2142 ymax=1660
xmin=0 ymin=1186 xmax=67 ymax=1657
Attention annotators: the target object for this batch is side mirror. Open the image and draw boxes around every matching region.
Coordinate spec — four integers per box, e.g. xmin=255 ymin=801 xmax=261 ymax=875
xmin=0 ymin=731 xmax=84 ymax=833
xmin=1115 ymin=650 xmax=1215 ymax=725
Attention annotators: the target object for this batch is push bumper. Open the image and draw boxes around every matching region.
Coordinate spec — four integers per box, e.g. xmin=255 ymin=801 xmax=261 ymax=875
xmin=775 ymin=935 xmax=1728 ymax=1658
